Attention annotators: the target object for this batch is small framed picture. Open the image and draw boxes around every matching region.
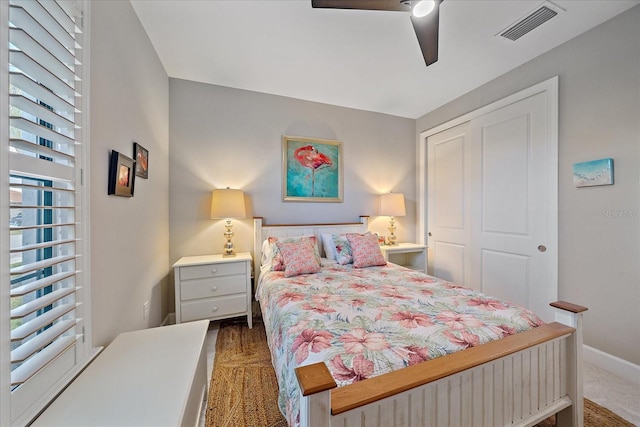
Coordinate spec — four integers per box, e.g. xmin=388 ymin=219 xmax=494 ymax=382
xmin=108 ymin=150 xmax=135 ymax=197
xmin=133 ymin=142 xmax=149 ymax=179
xmin=573 ymin=158 xmax=614 ymax=187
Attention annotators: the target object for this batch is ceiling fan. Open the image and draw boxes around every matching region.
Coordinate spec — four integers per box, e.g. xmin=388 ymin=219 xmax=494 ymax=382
xmin=311 ymin=0 xmax=444 ymax=66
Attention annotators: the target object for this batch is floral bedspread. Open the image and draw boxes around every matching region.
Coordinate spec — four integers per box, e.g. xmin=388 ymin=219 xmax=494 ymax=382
xmin=256 ymin=261 xmax=544 ymax=426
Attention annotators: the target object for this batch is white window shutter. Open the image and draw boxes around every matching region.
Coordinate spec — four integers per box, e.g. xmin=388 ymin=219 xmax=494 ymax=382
xmin=2 ymin=1 xmax=94 ymax=425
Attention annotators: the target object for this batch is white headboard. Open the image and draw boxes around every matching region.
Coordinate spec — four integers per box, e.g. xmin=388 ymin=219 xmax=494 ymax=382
xmin=253 ymin=216 xmax=369 ymax=282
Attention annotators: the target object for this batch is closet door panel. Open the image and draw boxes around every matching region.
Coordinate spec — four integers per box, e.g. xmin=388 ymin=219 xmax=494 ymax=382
xmin=469 ymin=92 xmax=551 ymax=319
xmin=427 ymin=123 xmax=472 ymax=288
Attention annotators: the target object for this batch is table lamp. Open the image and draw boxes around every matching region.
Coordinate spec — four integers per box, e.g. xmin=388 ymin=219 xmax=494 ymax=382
xmin=379 ymin=192 xmax=406 ymax=246
xmin=211 ymin=188 xmax=246 ymax=257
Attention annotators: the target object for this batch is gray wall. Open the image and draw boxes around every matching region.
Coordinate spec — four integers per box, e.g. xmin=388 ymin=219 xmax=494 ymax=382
xmin=416 ymin=6 xmax=640 ymax=364
xmin=90 ymin=1 xmax=170 ymax=346
xmin=169 ymin=79 xmax=416 ymax=265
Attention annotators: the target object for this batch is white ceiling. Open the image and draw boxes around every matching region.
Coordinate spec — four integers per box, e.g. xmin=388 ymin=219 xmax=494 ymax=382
xmin=131 ymin=0 xmax=639 ymax=119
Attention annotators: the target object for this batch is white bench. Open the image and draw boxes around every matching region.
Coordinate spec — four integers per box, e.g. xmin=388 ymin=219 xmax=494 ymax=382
xmin=32 ymin=320 xmax=210 ymax=427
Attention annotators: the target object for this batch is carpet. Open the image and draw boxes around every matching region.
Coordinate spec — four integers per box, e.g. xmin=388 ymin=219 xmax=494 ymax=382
xmin=206 ymin=321 xmax=634 ymax=427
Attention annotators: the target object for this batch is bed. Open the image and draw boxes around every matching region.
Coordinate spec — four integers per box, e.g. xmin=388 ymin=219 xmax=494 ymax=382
xmin=253 ymin=216 xmax=586 ymax=427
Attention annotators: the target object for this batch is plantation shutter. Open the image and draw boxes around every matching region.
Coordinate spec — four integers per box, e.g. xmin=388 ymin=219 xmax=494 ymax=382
xmin=3 ymin=1 xmax=93 ymax=424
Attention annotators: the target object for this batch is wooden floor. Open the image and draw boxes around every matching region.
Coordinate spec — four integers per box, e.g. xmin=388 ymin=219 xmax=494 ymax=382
xmin=199 ymin=321 xmax=640 ymax=426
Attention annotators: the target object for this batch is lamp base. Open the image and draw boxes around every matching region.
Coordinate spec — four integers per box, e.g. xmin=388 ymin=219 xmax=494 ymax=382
xmin=222 ymin=220 xmax=236 ymax=257
xmin=387 ymin=217 xmax=398 ymax=246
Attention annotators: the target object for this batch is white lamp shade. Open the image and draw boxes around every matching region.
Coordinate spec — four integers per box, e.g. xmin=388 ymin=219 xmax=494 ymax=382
xmin=379 ymin=193 xmax=406 ymax=217
xmin=210 ymin=188 xmax=246 ymax=219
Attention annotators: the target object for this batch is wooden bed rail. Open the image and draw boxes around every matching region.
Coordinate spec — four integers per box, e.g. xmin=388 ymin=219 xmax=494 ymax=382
xmin=296 ymin=301 xmax=587 ymax=427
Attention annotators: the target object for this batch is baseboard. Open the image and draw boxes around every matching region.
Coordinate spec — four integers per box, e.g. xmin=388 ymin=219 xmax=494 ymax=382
xmin=161 ymin=312 xmax=176 ymax=327
xmin=583 ymin=345 xmax=640 ymax=385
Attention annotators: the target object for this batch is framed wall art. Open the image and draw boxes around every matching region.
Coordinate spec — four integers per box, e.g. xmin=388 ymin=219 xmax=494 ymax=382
xmin=133 ymin=142 xmax=149 ymax=179
xmin=282 ymin=135 xmax=343 ymax=202
xmin=108 ymin=150 xmax=135 ymax=197
xmin=573 ymin=158 xmax=614 ymax=187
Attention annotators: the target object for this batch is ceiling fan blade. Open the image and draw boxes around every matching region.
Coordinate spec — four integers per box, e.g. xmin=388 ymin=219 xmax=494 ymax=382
xmin=410 ymin=0 xmax=442 ymax=66
xmin=311 ymin=0 xmax=408 ymax=12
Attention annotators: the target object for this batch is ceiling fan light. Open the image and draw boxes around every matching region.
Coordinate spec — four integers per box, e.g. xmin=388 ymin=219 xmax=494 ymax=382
xmin=412 ymin=0 xmax=435 ymax=18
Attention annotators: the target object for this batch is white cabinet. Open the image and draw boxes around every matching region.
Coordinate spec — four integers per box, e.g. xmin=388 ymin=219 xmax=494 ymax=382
xmin=173 ymin=253 xmax=253 ymax=328
xmin=380 ymin=243 xmax=428 ymax=273
xmin=31 ymin=321 xmax=210 ymax=427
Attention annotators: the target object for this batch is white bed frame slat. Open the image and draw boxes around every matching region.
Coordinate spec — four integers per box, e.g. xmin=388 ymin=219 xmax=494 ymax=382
xmin=322 ymin=334 xmax=576 ymax=427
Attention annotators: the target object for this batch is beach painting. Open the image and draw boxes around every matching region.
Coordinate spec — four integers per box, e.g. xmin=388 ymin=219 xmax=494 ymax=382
xmin=573 ymin=158 xmax=614 ymax=188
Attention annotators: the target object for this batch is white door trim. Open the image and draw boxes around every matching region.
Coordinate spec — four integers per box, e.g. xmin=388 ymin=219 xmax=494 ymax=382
xmin=417 ymin=76 xmax=558 ymax=315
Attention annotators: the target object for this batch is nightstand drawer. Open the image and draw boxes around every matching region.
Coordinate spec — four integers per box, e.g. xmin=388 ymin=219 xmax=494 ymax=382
xmin=179 ymin=261 xmax=246 ymax=280
xmin=180 ymin=275 xmax=246 ymax=301
xmin=180 ymin=295 xmax=247 ymax=323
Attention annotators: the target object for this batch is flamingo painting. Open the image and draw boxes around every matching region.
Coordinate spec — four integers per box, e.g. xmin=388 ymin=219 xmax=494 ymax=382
xmin=283 ymin=136 xmax=342 ymax=202
xmin=294 ymin=145 xmax=332 ymax=196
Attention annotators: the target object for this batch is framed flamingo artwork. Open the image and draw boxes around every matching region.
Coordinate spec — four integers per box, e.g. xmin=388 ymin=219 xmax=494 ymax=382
xmin=282 ymin=135 xmax=343 ymax=202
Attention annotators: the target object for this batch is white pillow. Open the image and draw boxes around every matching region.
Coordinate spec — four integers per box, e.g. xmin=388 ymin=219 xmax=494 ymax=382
xmin=321 ymin=233 xmax=338 ymax=260
xmin=260 ymin=238 xmax=271 ymax=267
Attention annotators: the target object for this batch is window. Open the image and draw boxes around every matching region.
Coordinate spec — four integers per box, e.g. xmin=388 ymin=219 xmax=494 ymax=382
xmin=1 ymin=1 xmax=93 ymax=424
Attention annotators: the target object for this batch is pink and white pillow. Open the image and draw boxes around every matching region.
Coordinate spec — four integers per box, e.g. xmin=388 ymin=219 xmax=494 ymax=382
xmin=263 ymin=235 xmax=319 ymax=271
xmin=346 ymin=233 xmax=387 ymax=268
xmin=276 ymin=240 xmax=321 ymax=277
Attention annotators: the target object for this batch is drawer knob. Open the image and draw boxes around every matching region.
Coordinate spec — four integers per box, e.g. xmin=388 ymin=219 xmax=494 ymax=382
xmin=212 ymin=306 xmax=218 ymax=312
xmin=211 ymin=286 xmax=218 ymax=292
xmin=211 ymin=269 xmax=217 ymax=274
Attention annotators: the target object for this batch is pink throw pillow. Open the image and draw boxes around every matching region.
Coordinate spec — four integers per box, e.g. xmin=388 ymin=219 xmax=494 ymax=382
xmin=346 ymin=233 xmax=387 ymax=268
xmin=276 ymin=240 xmax=321 ymax=277
xmin=267 ymin=236 xmax=318 ymax=271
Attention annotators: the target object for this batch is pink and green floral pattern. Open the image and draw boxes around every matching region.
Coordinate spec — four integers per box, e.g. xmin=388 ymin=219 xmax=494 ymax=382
xmin=266 ymin=235 xmax=319 ymax=271
xmin=276 ymin=240 xmax=321 ymax=277
xmin=256 ymin=262 xmax=544 ymax=426
xmin=332 ymin=234 xmax=353 ymax=265
xmin=346 ymin=233 xmax=386 ymax=268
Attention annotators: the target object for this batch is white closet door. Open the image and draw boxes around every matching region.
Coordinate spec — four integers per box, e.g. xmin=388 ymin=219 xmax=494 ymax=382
xmin=428 ymin=91 xmax=555 ymax=321
xmin=427 ymin=122 xmax=471 ymax=286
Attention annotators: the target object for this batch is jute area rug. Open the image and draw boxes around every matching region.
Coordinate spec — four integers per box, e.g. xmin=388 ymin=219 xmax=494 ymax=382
xmin=206 ymin=321 xmax=634 ymax=427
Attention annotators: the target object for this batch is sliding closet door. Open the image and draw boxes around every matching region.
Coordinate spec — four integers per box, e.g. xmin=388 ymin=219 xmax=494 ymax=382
xmin=427 ymin=91 xmax=555 ymax=321
xmin=427 ymin=123 xmax=471 ymax=286
xmin=469 ymin=92 xmax=552 ymax=320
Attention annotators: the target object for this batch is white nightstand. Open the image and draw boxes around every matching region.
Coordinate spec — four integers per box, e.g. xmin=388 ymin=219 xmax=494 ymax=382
xmin=380 ymin=243 xmax=428 ymax=273
xmin=173 ymin=253 xmax=253 ymax=328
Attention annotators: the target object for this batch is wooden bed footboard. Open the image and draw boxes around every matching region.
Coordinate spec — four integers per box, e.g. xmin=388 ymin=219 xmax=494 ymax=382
xmin=296 ymin=301 xmax=587 ymax=427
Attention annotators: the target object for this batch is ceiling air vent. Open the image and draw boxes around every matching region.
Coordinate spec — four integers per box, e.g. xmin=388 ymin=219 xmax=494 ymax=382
xmin=498 ymin=2 xmax=564 ymax=41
